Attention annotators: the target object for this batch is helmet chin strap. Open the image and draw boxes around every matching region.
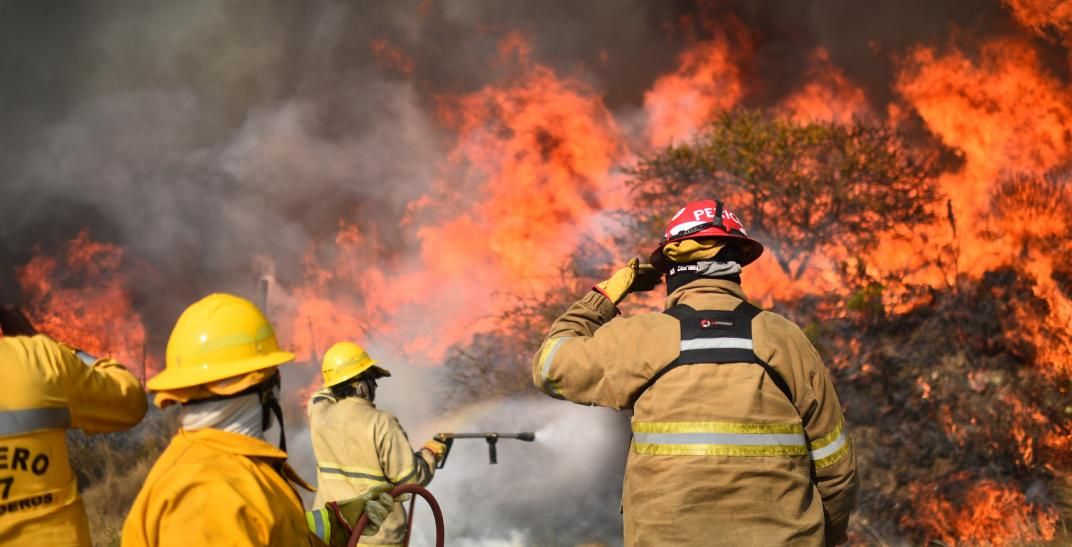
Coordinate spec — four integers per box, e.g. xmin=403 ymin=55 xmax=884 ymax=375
xmin=259 ymin=372 xmax=286 ymax=452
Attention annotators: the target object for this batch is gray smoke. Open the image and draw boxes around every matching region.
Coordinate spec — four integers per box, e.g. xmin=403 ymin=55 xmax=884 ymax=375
xmin=405 ymin=399 xmax=630 ymax=547
xmin=0 ymin=0 xmax=1029 ymax=332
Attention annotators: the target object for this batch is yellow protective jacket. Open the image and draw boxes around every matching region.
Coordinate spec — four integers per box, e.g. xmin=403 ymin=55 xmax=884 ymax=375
xmin=0 ymin=334 xmax=147 ymax=546
xmin=308 ymin=390 xmax=436 ymax=546
xmin=122 ymin=428 xmax=320 ymax=547
xmin=532 ymin=279 xmax=858 ymax=546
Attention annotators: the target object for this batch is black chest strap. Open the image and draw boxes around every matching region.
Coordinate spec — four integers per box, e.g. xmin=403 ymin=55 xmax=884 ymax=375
xmin=639 ymin=301 xmax=793 ymax=401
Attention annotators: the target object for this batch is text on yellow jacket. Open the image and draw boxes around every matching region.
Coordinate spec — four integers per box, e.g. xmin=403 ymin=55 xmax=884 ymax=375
xmin=0 ymin=334 xmax=147 ymax=546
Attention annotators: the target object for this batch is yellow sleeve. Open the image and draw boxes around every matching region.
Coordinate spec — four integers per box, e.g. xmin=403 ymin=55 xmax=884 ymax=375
xmin=378 ymin=415 xmax=435 ymax=487
xmin=47 ymin=339 xmax=148 ymax=433
xmin=531 ymin=291 xmax=678 ymax=410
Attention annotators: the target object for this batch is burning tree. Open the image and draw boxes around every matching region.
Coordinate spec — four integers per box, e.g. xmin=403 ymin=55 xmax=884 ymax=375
xmin=444 ymin=109 xmax=1072 ymax=544
xmin=626 ymin=109 xmax=943 ymax=280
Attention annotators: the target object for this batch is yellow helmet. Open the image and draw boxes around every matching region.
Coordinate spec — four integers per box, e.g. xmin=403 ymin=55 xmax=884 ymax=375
xmin=148 ymin=293 xmax=295 ymax=392
xmin=321 ymin=341 xmax=390 ymax=388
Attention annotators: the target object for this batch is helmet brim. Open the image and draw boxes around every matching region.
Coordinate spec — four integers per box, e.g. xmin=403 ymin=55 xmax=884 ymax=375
xmin=147 ymin=350 xmax=295 ymax=391
xmin=651 ymin=235 xmax=764 ymax=272
xmin=322 ymin=361 xmax=391 ymax=388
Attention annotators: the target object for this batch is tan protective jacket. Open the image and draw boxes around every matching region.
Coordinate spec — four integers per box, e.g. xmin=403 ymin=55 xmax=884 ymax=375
xmin=308 ymin=390 xmax=436 ymax=546
xmin=532 ymin=279 xmax=858 ymax=546
xmin=122 ymin=428 xmax=320 ymax=547
xmin=0 ymin=334 xmax=147 ymax=546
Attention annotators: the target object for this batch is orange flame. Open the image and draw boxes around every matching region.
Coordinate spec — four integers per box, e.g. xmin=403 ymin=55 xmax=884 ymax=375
xmin=897 ymin=38 xmax=1072 ymax=244
xmin=643 ymin=29 xmax=746 ymax=148
xmin=909 ymin=478 xmax=1059 ymax=545
xmin=777 ymin=48 xmax=870 ymax=124
xmin=276 ymin=33 xmax=627 ymax=364
xmin=1003 ymin=0 xmax=1072 ymax=41
xmin=15 ymin=230 xmax=155 ymax=380
xmin=371 ymin=38 xmax=415 ymax=75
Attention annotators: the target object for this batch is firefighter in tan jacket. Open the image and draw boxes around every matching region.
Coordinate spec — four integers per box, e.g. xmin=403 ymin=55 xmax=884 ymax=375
xmin=308 ymin=342 xmax=446 ymax=547
xmin=533 ymin=199 xmax=858 ymax=546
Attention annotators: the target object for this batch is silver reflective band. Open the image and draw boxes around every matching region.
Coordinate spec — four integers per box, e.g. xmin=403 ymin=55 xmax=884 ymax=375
xmin=680 ymin=338 xmax=753 ymax=351
xmin=540 ymin=337 xmax=571 ymax=395
xmin=318 ymin=466 xmax=387 ymax=482
xmin=0 ymin=407 xmax=71 ymax=436
xmin=312 ymin=508 xmax=326 ymax=539
xmin=810 ymin=430 xmax=848 ymax=460
xmin=633 ymin=431 xmax=805 ymax=446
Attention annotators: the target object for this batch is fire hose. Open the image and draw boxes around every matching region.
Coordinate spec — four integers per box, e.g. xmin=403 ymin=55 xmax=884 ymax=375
xmin=331 ymin=483 xmax=444 ymax=547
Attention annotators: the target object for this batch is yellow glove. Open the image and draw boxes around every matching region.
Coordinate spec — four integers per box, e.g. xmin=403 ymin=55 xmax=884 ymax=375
xmin=362 ymin=492 xmax=393 ymax=532
xmin=422 ymin=439 xmax=448 ymax=460
xmin=308 ymin=488 xmax=394 ymax=546
xmin=594 ymin=257 xmax=662 ymax=304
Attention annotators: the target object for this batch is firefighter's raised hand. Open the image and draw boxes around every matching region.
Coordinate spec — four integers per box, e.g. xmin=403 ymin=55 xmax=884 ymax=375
xmin=594 ymin=257 xmax=662 ymax=304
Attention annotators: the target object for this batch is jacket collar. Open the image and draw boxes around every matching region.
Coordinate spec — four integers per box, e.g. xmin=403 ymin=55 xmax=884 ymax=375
xmin=178 ymin=428 xmax=316 ymax=492
xmin=340 ymin=394 xmax=376 ymax=409
xmin=666 ymin=277 xmax=749 ymax=309
xmin=179 ymin=427 xmax=287 ymax=460
xmin=310 ymin=387 xmax=376 ymax=408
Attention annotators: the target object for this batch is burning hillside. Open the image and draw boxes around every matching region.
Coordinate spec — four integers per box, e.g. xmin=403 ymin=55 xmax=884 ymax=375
xmin=2 ymin=0 xmax=1071 ymax=544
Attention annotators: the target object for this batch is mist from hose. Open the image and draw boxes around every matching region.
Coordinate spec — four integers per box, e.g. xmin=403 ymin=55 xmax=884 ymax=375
xmin=279 ymin=346 xmax=632 ymax=546
xmin=407 ymin=398 xmax=630 ymax=546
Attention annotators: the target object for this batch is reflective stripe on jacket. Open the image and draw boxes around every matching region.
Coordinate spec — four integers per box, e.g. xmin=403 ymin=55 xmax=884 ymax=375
xmin=121 ymin=428 xmax=320 ymax=546
xmin=0 ymin=335 xmax=147 ymax=546
xmin=308 ymin=390 xmax=436 ymax=546
xmin=532 ymin=278 xmax=858 ymax=547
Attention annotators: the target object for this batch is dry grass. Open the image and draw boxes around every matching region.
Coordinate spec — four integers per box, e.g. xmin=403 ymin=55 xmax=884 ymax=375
xmin=68 ymin=406 xmax=176 ymax=547
xmin=82 ymin=456 xmax=159 ymax=546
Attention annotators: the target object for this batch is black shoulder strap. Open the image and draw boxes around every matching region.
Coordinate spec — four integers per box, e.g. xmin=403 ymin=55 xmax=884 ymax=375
xmin=638 ymin=301 xmax=793 ymax=401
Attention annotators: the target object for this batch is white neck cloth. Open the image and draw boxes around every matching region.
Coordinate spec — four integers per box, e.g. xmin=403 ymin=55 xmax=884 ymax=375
xmin=694 ymin=259 xmax=742 ymax=277
xmin=180 ymin=392 xmax=265 ymax=440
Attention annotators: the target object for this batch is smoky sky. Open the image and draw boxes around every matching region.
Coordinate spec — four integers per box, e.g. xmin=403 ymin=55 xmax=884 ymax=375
xmin=0 ymin=0 xmax=1050 ymax=346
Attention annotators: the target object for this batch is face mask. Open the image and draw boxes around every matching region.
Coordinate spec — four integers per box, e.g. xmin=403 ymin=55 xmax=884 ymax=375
xmin=182 ymin=371 xmax=287 ymax=452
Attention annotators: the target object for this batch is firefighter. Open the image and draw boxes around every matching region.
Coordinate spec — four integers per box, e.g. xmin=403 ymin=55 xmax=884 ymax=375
xmin=532 ymin=199 xmax=859 ymax=546
xmin=308 ymin=341 xmax=446 ymax=546
xmin=0 ymin=313 xmax=147 ymax=546
xmin=121 ymin=294 xmax=392 ymax=547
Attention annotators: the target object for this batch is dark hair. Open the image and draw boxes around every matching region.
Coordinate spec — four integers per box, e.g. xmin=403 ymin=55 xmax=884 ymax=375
xmin=329 ymin=371 xmax=377 ymax=399
xmin=329 ymin=381 xmax=358 ymax=399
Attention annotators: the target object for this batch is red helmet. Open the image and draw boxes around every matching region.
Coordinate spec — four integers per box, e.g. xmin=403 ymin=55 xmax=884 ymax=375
xmin=649 ymin=199 xmax=764 ymax=271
